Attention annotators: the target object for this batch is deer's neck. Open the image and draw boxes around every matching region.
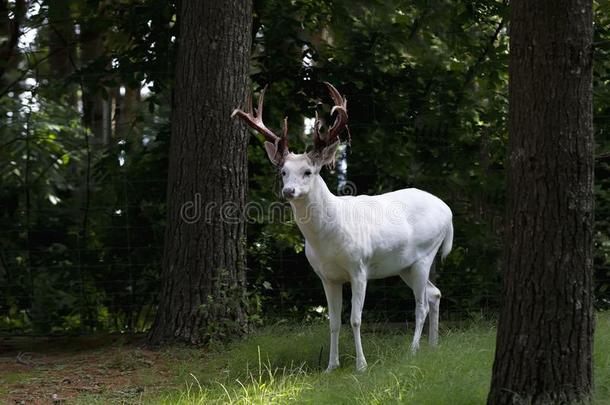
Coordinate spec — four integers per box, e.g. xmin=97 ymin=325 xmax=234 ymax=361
xmin=289 ymin=175 xmax=339 ymax=245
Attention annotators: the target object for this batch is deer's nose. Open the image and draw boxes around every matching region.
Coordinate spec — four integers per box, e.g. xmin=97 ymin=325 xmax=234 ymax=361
xmin=282 ymin=187 xmax=296 ymax=199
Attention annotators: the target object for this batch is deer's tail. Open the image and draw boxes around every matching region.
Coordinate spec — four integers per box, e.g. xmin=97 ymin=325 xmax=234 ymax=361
xmin=440 ymin=221 xmax=453 ymax=261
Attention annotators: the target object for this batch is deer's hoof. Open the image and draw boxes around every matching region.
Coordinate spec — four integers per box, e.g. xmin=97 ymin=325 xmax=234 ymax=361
xmin=324 ymin=363 xmax=339 ymax=374
xmin=410 ymin=343 xmax=420 ymax=355
xmin=356 ymin=360 xmax=368 ymax=372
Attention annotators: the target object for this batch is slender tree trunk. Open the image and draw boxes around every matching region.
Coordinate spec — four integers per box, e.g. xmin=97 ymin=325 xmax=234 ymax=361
xmin=47 ymin=0 xmax=77 ymax=105
xmin=488 ymin=1 xmax=594 ymax=404
xmin=48 ymin=0 xmax=74 ymax=78
xmin=148 ymin=0 xmax=252 ymax=345
xmin=115 ymin=85 xmax=140 ymax=138
xmin=0 ymin=0 xmax=26 ymax=85
xmin=80 ymin=15 xmax=111 ymax=147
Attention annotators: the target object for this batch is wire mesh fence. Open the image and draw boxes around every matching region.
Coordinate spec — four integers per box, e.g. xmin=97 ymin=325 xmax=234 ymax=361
xmin=2 ymin=135 xmax=608 ymax=337
xmin=1 ymin=81 xmax=608 ymax=337
xmin=0 ymin=145 xmax=505 ymax=338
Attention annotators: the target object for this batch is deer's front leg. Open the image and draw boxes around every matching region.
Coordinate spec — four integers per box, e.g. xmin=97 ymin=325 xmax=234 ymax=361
xmin=322 ymin=280 xmax=342 ymax=373
xmin=350 ymin=276 xmax=368 ymax=371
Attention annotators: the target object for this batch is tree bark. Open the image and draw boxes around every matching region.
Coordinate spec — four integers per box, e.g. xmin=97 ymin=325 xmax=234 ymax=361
xmin=488 ymin=1 xmax=594 ymax=404
xmin=0 ymin=0 xmax=26 ymax=85
xmin=47 ymin=0 xmax=76 ymax=104
xmin=148 ymin=0 xmax=252 ymax=345
xmin=114 ymin=85 xmax=140 ymax=138
xmin=48 ymin=0 xmax=74 ymax=79
xmin=80 ymin=8 xmax=111 ymax=147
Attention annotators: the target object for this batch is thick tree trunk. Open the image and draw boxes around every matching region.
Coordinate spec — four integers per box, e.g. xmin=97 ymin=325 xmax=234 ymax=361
xmin=488 ymin=1 xmax=594 ymax=404
xmin=148 ymin=0 xmax=252 ymax=345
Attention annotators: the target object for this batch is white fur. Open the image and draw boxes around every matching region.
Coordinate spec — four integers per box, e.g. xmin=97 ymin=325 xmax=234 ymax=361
xmin=279 ymin=153 xmax=453 ymax=372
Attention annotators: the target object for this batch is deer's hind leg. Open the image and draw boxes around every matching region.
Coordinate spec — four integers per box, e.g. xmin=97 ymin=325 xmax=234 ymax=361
xmin=399 ymin=254 xmax=438 ymax=353
xmin=426 ymin=280 xmax=441 ymax=346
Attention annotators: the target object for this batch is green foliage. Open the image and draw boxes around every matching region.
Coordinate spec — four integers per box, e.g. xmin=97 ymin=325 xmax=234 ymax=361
xmin=0 ymin=90 xmax=90 ymax=332
xmin=0 ymin=0 xmax=608 ymax=333
xmin=250 ymin=0 xmax=509 ymax=318
xmin=247 ymin=0 xmax=610 ymax=318
xmin=0 ymin=0 xmax=174 ymax=332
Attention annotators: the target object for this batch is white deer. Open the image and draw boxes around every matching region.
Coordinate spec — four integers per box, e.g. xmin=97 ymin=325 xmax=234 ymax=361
xmin=232 ymin=83 xmax=453 ymax=372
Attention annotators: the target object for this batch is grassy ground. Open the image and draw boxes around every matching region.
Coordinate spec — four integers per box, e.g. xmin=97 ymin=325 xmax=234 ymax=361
xmin=1 ymin=312 xmax=608 ymax=404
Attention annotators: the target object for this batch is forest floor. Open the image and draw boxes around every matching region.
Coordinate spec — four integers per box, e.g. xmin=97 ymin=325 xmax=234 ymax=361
xmin=1 ymin=312 xmax=608 ymax=405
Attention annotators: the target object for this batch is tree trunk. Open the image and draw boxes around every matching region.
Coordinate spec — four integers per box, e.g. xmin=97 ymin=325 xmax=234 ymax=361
xmin=80 ymin=15 xmax=111 ymax=147
xmin=148 ymin=0 xmax=252 ymax=345
xmin=488 ymin=1 xmax=594 ymax=404
xmin=47 ymin=0 xmax=76 ymax=104
xmin=114 ymin=85 xmax=140 ymax=138
xmin=48 ymin=0 xmax=74 ymax=78
xmin=0 ymin=0 xmax=26 ymax=85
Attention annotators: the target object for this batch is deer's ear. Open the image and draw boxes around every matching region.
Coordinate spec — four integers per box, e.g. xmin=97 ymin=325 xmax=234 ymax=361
xmin=310 ymin=140 xmax=340 ymax=167
xmin=264 ymin=141 xmax=282 ymax=165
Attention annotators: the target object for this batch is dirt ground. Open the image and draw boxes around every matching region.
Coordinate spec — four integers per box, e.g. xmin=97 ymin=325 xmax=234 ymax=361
xmin=0 ymin=334 xmax=178 ymax=404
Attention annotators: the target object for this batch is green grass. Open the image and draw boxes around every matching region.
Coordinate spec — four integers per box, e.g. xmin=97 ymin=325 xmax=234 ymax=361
xmin=143 ymin=311 xmax=610 ymax=405
xmin=4 ymin=313 xmax=606 ymax=404
xmin=595 ymin=312 xmax=610 ymax=403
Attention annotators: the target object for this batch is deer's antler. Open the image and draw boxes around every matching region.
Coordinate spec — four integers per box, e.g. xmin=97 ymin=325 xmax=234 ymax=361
xmin=313 ymin=82 xmax=349 ymax=151
xmin=232 ymin=86 xmax=289 ymax=162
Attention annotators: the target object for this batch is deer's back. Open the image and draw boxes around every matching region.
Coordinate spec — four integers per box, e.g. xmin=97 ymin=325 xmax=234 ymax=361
xmin=305 ymin=188 xmax=452 ymax=281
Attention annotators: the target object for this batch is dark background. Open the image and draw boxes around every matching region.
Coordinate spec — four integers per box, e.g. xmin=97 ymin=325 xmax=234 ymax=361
xmin=0 ymin=0 xmax=608 ymax=335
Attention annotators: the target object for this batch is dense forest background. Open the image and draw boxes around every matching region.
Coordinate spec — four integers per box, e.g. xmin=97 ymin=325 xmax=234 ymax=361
xmin=0 ymin=0 xmax=608 ymax=335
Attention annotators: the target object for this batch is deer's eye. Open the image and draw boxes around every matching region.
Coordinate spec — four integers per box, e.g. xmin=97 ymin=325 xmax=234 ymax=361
xmin=281 ymin=171 xmax=287 ymax=177
xmin=304 ymin=170 xmax=312 ymax=177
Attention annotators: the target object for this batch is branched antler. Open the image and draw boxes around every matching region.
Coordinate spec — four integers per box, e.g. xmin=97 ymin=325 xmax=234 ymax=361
xmin=232 ymin=83 xmax=349 ymax=166
xmin=313 ymin=82 xmax=349 ymax=152
xmin=232 ymin=86 xmax=289 ymax=163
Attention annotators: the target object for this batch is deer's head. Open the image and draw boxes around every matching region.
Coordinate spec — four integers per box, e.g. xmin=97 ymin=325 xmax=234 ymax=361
xmin=232 ymin=82 xmax=349 ymax=200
